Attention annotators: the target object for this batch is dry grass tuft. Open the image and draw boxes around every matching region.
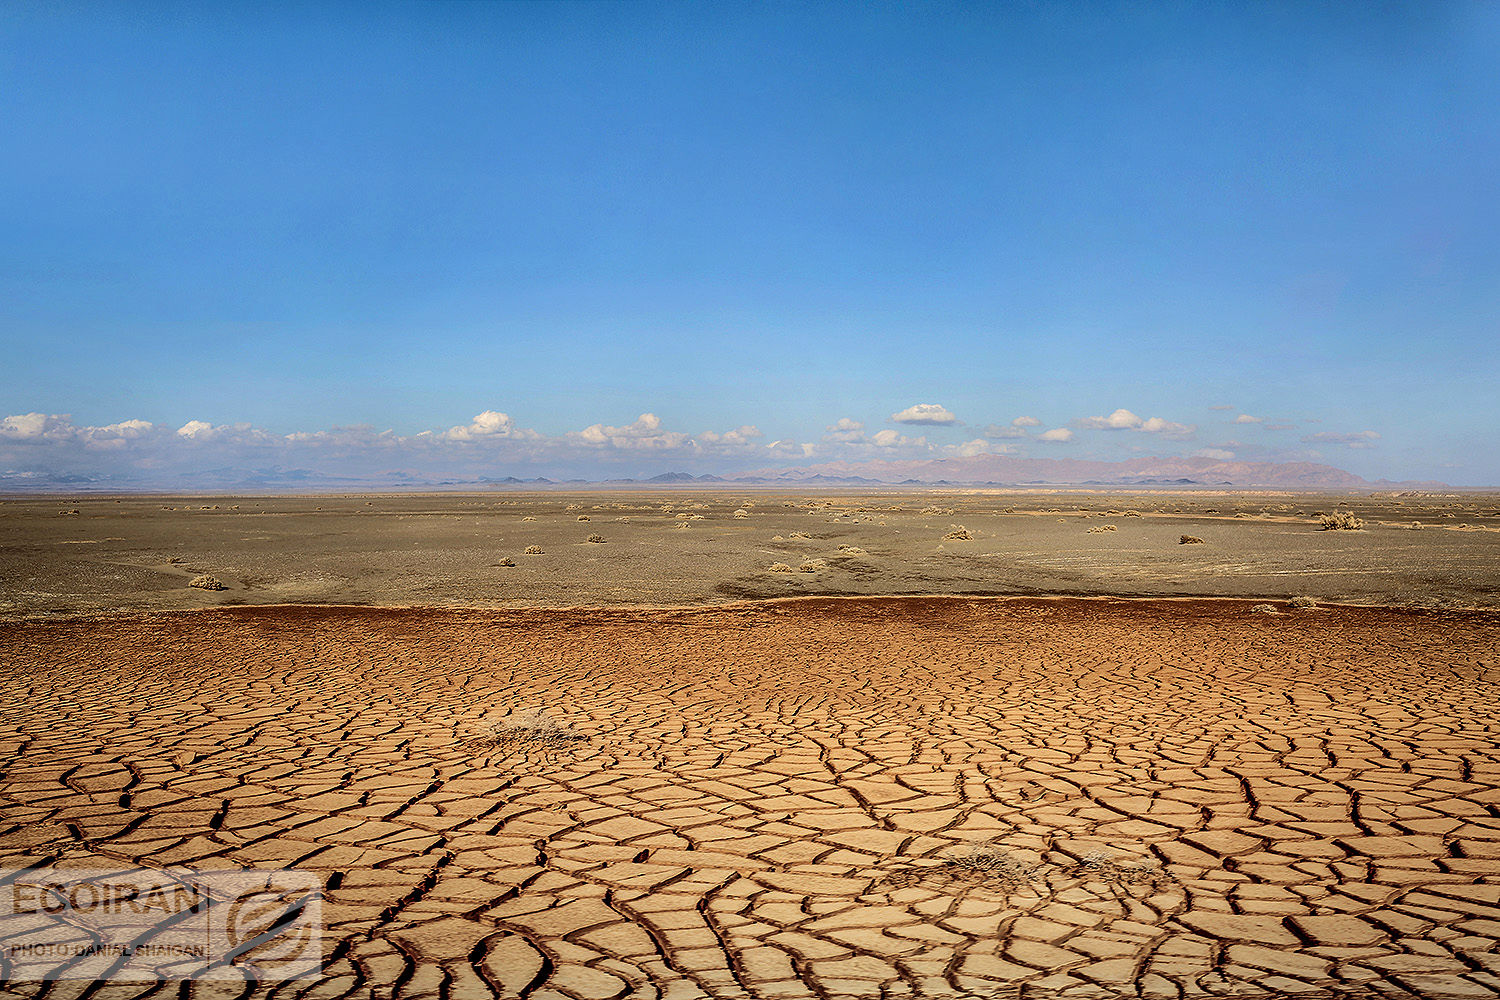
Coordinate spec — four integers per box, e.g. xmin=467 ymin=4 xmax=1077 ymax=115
xmin=577 ymin=514 xmax=591 ymax=521
xmin=497 ymin=557 xmax=516 ymax=567
xmin=787 ymin=530 xmax=813 ymax=539
xmin=732 ymin=509 xmax=749 ymax=518
xmin=188 ymin=575 xmax=225 ymax=591
xmin=1319 ymin=510 xmax=1364 ymax=530
xmin=522 ymin=515 xmax=537 ymax=521
xmin=798 ymin=559 xmax=827 ymax=573
xmin=1087 ymin=525 xmax=1117 ymax=533
xmin=1179 ymin=535 xmax=1205 ymax=545
xmin=1251 ymin=604 xmax=1278 ymax=614
xmin=1288 ymin=596 xmax=1318 ymax=609
xmin=943 ymin=525 xmax=972 ymax=540
xmin=837 ymin=545 xmax=867 ymax=555
xmin=586 ymin=534 xmax=605 ymax=543
xmin=768 ymin=562 xmax=794 ymax=573
xmin=524 ymin=545 xmax=543 ymax=554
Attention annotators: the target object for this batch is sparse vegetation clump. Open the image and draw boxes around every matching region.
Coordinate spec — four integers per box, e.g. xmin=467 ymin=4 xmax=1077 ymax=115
xmin=522 ymin=515 xmax=537 ymax=521
xmin=188 ymin=575 xmax=225 ymax=591
xmin=524 ymin=545 xmax=543 ymax=554
xmin=577 ymin=514 xmax=591 ymax=521
xmin=769 ymin=562 xmax=794 ymax=573
xmin=587 ymin=534 xmax=605 ymax=543
xmin=467 ymin=710 xmax=585 ymax=755
xmin=732 ymin=509 xmax=749 ymax=518
xmin=1251 ymin=604 xmax=1278 ymax=614
xmin=1319 ymin=510 xmax=1364 ymax=531
xmin=837 ymin=545 xmax=866 ymax=555
xmin=787 ymin=530 xmax=812 ymax=539
xmin=497 ymin=557 xmax=516 ymax=567
xmin=799 ymin=559 xmax=827 ymax=573
xmin=944 ymin=525 xmax=972 ymax=540
xmin=1087 ymin=525 xmax=1117 ymax=533
xmin=1288 ymin=596 xmax=1318 ymax=609
xmin=1179 ymin=535 xmax=1205 ymax=545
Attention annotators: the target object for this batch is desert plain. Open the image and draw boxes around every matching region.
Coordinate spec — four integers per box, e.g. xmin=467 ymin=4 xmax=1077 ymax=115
xmin=1 ymin=490 xmax=1499 ymax=999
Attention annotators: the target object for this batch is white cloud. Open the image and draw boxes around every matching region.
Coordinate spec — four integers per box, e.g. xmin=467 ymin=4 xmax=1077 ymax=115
xmin=945 ymin=438 xmax=1017 ymax=458
xmin=695 ymin=425 xmax=764 ymax=452
xmin=1301 ymin=430 xmax=1381 ymax=449
xmin=569 ymin=413 xmax=691 ymax=451
xmin=1 ymin=413 xmax=79 ymax=441
xmin=1077 ymin=408 xmax=1144 ymax=430
xmin=823 ymin=418 xmax=867 ymax=443
xmin=443 ymin=410 xmax=540 ymax=441
xmin=1234 ymin=414 xmax=1263 ymax=424
xmin=1075 ymin=409 xmax=1194 ymax=439
xmin=1193 ymin=448 xmax=1236 ymax=461
xmin=177 ymin=420 xmax=215 ymax=440
xmin=1011 ymin=415 xmax=1042 ymax=427
xmin=1139 ymin=417 xmax=1196 ymax=438
xmin=1038 ymin=427 xmax=1073 ymax=443
xmin=889 ymin=403 xmax=957 ymax=425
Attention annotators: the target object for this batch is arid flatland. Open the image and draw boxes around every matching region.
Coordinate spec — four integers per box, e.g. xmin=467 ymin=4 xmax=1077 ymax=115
xmin=3 ymin=491 xmax=1500 ymax=620
xmin=1 ymin=598 xmax=1498 ymax=997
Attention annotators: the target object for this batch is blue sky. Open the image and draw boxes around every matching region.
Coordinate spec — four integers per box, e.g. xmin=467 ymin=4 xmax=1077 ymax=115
xmin=2 ymin=2 xmax=1497 ymax=484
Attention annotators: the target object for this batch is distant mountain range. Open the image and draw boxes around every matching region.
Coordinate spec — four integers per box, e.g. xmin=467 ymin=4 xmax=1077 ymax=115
xmin=0 ymin=455 xmax=1450 ymax=492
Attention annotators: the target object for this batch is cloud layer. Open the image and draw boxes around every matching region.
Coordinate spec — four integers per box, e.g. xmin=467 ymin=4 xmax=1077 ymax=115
xmin=0 ymin=404 xmax=1381 ymax=483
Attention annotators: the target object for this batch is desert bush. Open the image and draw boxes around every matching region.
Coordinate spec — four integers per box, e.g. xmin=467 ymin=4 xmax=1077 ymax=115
xmin=188 ymin=575 xmax=225 ymax=591
xmin=587 ymin=534 xmax=604 ymax=543
xmin=944 ymin=525 xmax=972 ymax=540
xmin=1319 ymin=510 xmax=1364 ymax=530
xmin=787 ymin=530 xmax=812 ymax=539
xmin=799 ymin=559 xmax=826 ymax=573
xmin=525 ymin=545 xmax=543 ymax=554
xmin=1288 ymin=596 xmax=1317 ymax=609
xmin=577 ymin=514 xmax=590 ymax=521
xmin=732 ymin=509 xmax=749 ymax=518
xmin=837 ymin=545 xmax=867 ymax=555
xmin=674 ymin=522 xmax=689 ymax=530
xmin=497 ymin=557 xmax=516 ymax=567
xmin=1087 ymin=525 xmax=1117 ymax=533
xmin=1251 ymin=604 xmax=1278 ymax=614
xmin=1409 ymin=521 xmax=1423 ymax=530
xmin=469 ymin=710 xmax=585 ymax=754
xmin=1179 ymin=535 xmax=1205 ymax=545
xmin=769 ymin=562 xmax=794 ymax=573
xmin=522 ymin=515 xmax=537 ymax=521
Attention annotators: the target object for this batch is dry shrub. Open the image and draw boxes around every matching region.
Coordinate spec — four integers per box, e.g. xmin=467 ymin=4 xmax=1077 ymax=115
xmin=1288 ymin=596 xmax=1317 ymax=609
xmin=587 ymin=534 xmax=605 ymax=543
xmin=769 ymin=562 xmax=794 ymax=573
xmin=799 ymin=559 xmax=826 ymax=573
xmin=525 ymin=545 xmax=543 ymax=554
xmin=944 ymin=525 xmax=972 ymax=540
xmin=1179 ymin=535 xmax=1205 ymax=545
xmin=1408 ymin=521 xmax=1423 ymax=530
xmin=1319 ymin=510 xmax=1364 ymax=530
xmin=577 ymin=514 xmax=591 ymax=521
xmin=1251 ymin=604 xmax=1278 ymax=614
xmin=732 ymin=509 xmax=749 ymax=518
xmin=837 ymin=545 xmax=866 ymax=555
xmin=1123 ymin=510 xmax=1142 ymax=517
xmin=674 ymin=522 xmax=689 ymax=530
xmin=522 ymin=515 xmax=537 ymax=521
xmin=787 ymin=530 xmax=812 ymax=539
xmin=497 ymin=557 xmax=516 ymax=567
xmin=1086 ymin=525 xmax=1117 ymax=533
xmin=188 ymin=575 xmax=225 ymax=591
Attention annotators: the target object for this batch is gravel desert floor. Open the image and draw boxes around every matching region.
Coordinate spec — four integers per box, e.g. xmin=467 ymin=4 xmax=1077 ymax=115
xmin=3 ymin=491 xmax=1500 ymax=619
xmin=1 ymin=595 xmax=1497 ymax=998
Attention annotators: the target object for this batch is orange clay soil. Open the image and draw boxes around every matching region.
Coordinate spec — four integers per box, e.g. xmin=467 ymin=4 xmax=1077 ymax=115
xmin=1 ymin=597 xmax=1498 ymax=998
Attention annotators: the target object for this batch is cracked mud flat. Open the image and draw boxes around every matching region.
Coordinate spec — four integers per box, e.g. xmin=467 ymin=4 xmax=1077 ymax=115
xmin=1 ymin=598 xmax=1498 ymax=999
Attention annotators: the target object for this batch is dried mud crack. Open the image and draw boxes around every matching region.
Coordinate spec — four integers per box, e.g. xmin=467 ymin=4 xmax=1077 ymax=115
xmin=0 ymin=597 xmax=1497 ymax=999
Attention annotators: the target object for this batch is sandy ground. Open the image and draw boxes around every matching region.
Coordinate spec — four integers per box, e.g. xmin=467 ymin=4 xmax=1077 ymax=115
xmin=1 ymin=597 xmax=1498 ymax=998
xmin=3 ymin=491 xmax=1500 ymax=620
